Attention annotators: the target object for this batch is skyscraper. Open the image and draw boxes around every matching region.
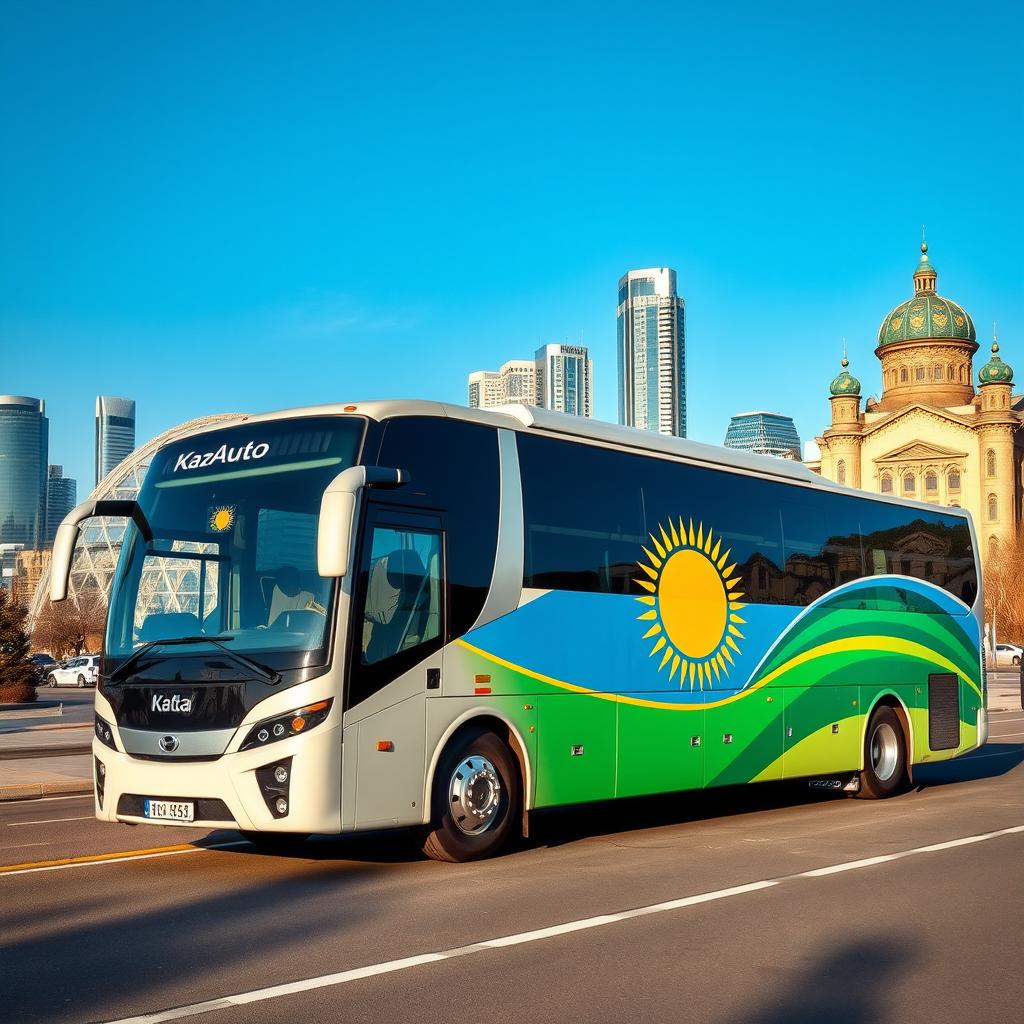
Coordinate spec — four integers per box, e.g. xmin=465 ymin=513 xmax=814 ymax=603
xmin=0 ymin=395 xmax=48 ymax=551
xmin=45 ymin=464 xmax=77 ymax=546
xmin=723 ymin=411 xmax=803 ymax=458
xmin=535 ymin=343 xmax=593 ymax=417
xmin=616 ymin=268 xmax=686 ymax=436
xmin=95 ymin=396 xmax=136 ymax=485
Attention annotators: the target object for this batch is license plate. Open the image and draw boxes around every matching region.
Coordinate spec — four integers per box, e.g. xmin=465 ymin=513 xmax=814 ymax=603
xmin=143 ymin=799 xmax=194 ymax=822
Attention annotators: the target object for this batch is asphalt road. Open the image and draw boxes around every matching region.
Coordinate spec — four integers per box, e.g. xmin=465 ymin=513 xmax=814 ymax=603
xmin=2 ymin=711 xmax=1023 ymax=1024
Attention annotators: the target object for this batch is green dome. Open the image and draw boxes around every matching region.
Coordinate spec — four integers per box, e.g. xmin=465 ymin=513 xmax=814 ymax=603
xmin=876 ymin=244 xmax=976 ymax=347
xmin=978 ymin=342 xmax=1013 ymax=385
xmin=830 ymin=356 xmax=861 ymax=396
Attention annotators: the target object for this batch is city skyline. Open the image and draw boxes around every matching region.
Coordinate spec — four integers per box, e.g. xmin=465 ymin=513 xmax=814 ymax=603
xmin=469 ymin=343 xmax=593 ymax=416
xmin=1 ymin=4 xmax=1019 ymax=490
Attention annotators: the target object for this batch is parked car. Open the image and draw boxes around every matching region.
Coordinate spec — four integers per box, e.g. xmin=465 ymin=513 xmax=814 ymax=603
xmin=29 ymin=653 xmax=57 ymax=685
xmin=47 ymin=655 xmax=100 ymax=688
xmin=994 ymin=643 xmax=1023 ymax=668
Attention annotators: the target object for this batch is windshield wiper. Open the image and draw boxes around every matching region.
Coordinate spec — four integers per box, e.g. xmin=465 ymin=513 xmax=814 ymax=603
xmin=108 ymin=635 xmax=281 ymax=685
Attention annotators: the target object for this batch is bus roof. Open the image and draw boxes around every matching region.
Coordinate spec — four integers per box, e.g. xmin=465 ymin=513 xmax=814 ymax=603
xmin=168 ymin=399 xmax=973 ymax=521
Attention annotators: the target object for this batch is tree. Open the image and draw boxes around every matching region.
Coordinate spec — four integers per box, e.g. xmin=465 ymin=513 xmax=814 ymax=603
xmin=0 ymin=589 xmax=37 ymax=703
xmin=984 ymin=534 xmax=1024 ymax=654
xmin=32 ymin=593 xmax=106 ymax=662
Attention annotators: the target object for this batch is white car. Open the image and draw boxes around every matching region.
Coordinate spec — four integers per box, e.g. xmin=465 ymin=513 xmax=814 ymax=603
xmin=47 ymin=655 xmax=99 ymax=687
xmin=994 ymin=643 xmax=1024 ymax=668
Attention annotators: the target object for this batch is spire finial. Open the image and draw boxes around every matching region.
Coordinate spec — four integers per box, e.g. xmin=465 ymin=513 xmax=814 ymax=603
xmin=841 ymin=337 xmax=849 ymax=368
xmin=993 ymin=321 xmax=998 ymax=353
xmin=921 ymin=224 xmax=927 ymax=254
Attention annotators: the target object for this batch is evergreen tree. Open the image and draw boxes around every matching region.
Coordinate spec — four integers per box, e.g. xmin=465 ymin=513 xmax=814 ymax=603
xmin=0 ymin=589 xmax=36 ymax=699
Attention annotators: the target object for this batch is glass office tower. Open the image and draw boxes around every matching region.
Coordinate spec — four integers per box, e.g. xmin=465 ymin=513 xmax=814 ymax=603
xmin=535 ymin=343 xmax=593 ymax=416
xmin=45 ymin=465 xmax=77 ymax=546
xmin=616 ymin=268 xmax=686 ymax=436
xmin=723 ymin=411 xmax=803 ymax=458
xmin=95 ymin=396 xmax=136 ymax=486
xmin=0 ymin=396 xmax=48 ymax=550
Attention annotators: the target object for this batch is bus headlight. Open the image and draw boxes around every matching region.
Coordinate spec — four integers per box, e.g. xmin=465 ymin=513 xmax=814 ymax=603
xmin=95 ymin=714 xmax=118 ymax=751
xmin=239 ymin=699 xmax=333 ymax=752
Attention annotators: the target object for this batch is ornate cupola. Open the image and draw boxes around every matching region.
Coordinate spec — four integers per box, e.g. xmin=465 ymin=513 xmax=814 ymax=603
xmin=830 ymin=354 xmax=862 ymax=426
xmin=978 ymin=334 xmax=1014 ymax=413
xmin=875 ymin=242 xmax=978 ymax=411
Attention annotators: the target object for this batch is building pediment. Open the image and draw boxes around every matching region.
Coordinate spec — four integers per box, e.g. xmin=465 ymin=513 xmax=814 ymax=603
xmin=874 ymin=439 xmax=969 ymax=463
xmin=861 ymin=402 xmax=977 ymax=440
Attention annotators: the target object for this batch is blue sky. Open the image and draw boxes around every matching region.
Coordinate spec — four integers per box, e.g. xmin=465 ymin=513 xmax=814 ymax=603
xmin=2 ymin=1 xmax=1021 ymax=489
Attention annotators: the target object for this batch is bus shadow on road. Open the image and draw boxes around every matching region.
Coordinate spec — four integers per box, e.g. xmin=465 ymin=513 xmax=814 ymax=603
xmin=735 ymin=936 xmax=915 ymax=1024
xmin=913 ymin=741 xmax=1024 ymax=789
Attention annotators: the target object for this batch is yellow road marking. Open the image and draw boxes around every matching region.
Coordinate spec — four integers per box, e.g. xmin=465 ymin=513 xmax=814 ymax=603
xmin=0 ymin=840 xmax=242 ymax=876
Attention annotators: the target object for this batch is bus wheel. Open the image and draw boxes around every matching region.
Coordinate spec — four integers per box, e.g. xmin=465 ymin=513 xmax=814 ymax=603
xmin=239 ymin=831 xmax=309 ymax=853
xmin=857 ymin=706 xmax=907 ymax=799
xmin=422 ymin=730 xmax=520 ymax=863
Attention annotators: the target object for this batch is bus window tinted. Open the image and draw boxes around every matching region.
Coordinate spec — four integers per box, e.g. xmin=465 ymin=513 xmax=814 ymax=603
xmin=518 ymin=434 xmax=644 ymax=593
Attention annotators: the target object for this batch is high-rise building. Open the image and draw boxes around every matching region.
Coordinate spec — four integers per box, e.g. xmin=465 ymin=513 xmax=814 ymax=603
xmin=467 ymin=371 xmax=502 ymax=409
xmin=724 ymin=412 xmax=803 ymax=459
xmin=45 ymin=464 xmax=77 ymax=546
xmin=535 ymin=343 xmax=593 ymax=417
xmin=0 ymin=395 xmax=48 ymax=551
xmin=95 ymin=396 xmax=136 ymax=485
xmin=467 ymin=360 xmax=539 ymax=409
xmin=616 ymin=268 xmax=686 ymax=436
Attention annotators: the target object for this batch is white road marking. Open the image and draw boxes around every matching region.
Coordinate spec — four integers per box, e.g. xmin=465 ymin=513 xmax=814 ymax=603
xmin=5 ymin=842 xmax=52 ymax=850
xmin=989 ymin=730 xmax=1024 ymax=740
xmin=99 ymin=824 xmax=1024 ymax=1024
xmin=7 ymin=815 xmax=94 ymax=827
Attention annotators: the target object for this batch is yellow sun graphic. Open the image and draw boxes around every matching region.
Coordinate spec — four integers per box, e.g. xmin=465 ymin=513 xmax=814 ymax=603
xmin=636 ymin=519 xmax=746 ymax=690
xmin=209 ymin=505 xmax=235 ymax=532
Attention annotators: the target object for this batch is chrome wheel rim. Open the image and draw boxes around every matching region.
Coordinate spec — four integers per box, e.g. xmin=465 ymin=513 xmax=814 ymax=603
xmin=870 ymin=722 xmax=899 ymax=782
xmin=449 ymin=755 xmax=502 ymax=835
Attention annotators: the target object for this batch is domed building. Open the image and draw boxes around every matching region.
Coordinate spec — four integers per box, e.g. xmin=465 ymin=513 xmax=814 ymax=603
xmin=815 ymin=243 xmax=1021 ymax=562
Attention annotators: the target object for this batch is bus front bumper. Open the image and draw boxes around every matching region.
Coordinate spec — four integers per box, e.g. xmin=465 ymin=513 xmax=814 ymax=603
xmin=92 ymin=722 xmax=343 ymax=834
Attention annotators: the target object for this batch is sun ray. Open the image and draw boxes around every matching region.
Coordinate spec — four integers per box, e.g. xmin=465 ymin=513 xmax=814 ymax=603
xmin=688 ymin=519 xmax=696 ymax=546
xmin=704 ymin=529 xmax=713 ymax=554
xmin=637 ymin=610 xmax=657 ymax=621
xmin=636 ymin=578 xmax=656 ymax=593
xmin=717 ymin=548 xmax=731 ymax=570
xmin=636 ymin=595 xmax=656 ymax=606
xmin=659 ymin=646 xmax=674 ymax=670
xmin=726 ymin=577 xmax=743 ymax=591
xmin=651 ymin=535 xmax=666 ymax=559
xmin=725 ymin=635 xmax=741 ymax=653
xmin=670 ymin=655 xmax=681 ymax=681
xmin=716 ymin=652 xmax=728 ymax=676
xmin=729 ymin=614 xmax=747 ymax=626
xmin=710 ymin=657 xmax=721 ymax=681
xmin=729 ymin=601 xmax=747 ymax=612
xmin=721 ymin=644 xmax=735 ymax=666
xmin=641 ymin=546 xmax=662 ymax=569
xmin=710 ymin=538 xmax=721 ymax=561
xmin=668 ymin=519 xmax=680 ymax=546
xmin=638 ymin=562 xmax=658 ymax=581
xmin=723 ymin=563 xmax=736 ymax=578
xmin=728 ymin=624 xmax=745 ymax=639
xmin=696 ymin=522 xmax=704 ymax=549
xmin=650 ymin=636 xmax=666 ymax=656
xmin=660 ymin=525 xmax=672 ymax=551
xmin=642 ymin=623 xmax=661 ymax=639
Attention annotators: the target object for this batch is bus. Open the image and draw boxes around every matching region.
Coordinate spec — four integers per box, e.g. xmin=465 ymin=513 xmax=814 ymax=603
xmin=51 ymin=401 xmax=987 ymax=862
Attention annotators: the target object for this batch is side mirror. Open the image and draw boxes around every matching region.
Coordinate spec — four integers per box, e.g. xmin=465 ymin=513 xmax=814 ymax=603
xmin=317 ymin=466 xmax=406 ymax=578
xmin=50 ymin=499 xmax=152 ymax=603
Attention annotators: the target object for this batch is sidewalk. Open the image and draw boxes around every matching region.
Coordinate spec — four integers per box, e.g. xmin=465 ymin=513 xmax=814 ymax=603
xmin=0 ymin=724 xmax=92 ymax=801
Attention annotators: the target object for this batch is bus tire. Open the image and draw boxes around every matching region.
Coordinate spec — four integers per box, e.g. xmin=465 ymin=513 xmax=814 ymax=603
xmin=857 ymin=706 xmax=907 ymax=799
xmin=422 ymin=729 xmax=520 ymax=863
xmin=239 ymin=830 xmax=309 ymax=852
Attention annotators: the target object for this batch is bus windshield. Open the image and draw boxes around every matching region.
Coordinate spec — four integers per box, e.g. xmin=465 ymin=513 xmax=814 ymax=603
xmin=105 ymin=416 xmax=365 ymax=675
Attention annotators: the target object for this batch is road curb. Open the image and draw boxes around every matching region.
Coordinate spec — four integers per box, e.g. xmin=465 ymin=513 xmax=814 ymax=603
xmin=0 ymin=780 xmax=92 ymax=802
xmin=0 ymin=744 xmax=92 ymax=761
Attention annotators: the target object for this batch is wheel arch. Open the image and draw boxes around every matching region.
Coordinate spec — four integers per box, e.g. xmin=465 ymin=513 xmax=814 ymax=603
xmin=424 ymin=708 xmax=533 ymax=832
xmin=860 ymin=689 xmax=915 ymax=781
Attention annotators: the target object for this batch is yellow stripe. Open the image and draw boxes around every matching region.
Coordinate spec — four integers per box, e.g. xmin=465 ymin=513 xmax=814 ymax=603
xmin=454 ymin=635 xmax=981 ymax=710
xmin=0 ymin=842 xmax=198 ymax=874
